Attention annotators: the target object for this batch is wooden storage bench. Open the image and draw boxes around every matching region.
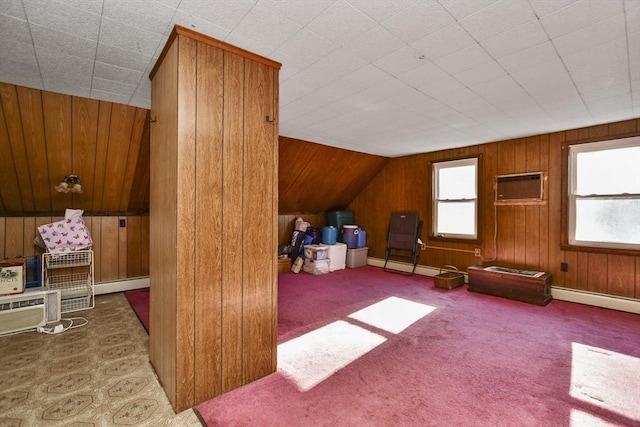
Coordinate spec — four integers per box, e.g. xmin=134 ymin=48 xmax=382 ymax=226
xmin=467 ymin=265 xmax=552 ymax=306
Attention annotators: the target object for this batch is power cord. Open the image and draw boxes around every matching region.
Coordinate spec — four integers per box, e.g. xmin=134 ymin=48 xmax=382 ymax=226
xmin=36 ymin=317 xmax=89 ymax=335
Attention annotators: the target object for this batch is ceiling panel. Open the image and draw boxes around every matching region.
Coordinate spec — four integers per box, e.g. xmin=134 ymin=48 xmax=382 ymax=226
xmin=0 ymin=0 xmax=637 ymax=157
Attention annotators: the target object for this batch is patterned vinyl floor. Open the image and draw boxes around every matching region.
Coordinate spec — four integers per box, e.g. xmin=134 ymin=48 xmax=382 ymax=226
xmin=0 ymin=292 xmax=202 ymax=426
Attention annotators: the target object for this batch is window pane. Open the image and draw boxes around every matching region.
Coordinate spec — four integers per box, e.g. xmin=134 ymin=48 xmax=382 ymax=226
xmin=576 ymin=146 xmax=640 ymax=195
xmin=575 ymin=199 xmax=640 ymax=244
xmin=439 ymin=165 xmax=476 ymax=199
xmin=436 ymin=201 xmax=475 ymax=235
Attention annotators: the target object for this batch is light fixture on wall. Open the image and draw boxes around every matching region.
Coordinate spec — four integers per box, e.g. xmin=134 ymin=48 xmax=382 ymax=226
xmin=55 ymin=175 xmax=83 ymax=194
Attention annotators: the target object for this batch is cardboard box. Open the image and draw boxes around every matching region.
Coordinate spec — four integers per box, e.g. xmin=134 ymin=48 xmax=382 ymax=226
xmin=0 ymin=257 xmax=26 ymax=296
xmin=346 ymin=247 xmax=368 ymax=268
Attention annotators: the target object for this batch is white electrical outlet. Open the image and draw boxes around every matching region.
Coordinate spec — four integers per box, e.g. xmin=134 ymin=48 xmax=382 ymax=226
xmin=474 ymin=248 xmax=481 ymax=257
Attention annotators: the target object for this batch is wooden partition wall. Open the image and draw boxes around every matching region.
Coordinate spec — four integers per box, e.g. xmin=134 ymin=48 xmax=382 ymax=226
xmin=349 ymin=118 xmax=640 ymax=300
xmin=149 ymin=26 xmax=280 ymax=412
xmin=0 ymin=215 xmax=149 ymax=281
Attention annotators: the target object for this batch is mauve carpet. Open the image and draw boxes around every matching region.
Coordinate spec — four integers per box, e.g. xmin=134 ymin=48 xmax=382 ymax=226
xmin=194 ymin=266 xmax=640 ymax=427
xmin=125 ymin=287 xmax=149 ymax=332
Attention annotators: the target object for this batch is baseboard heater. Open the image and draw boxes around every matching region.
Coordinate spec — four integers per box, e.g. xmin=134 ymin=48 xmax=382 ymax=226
xmin=467 ymin=265 xmax=552 ymax=306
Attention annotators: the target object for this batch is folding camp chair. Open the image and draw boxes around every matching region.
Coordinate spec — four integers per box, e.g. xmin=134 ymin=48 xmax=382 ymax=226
xmin=383 ymin=212 xmax=423 ymax=275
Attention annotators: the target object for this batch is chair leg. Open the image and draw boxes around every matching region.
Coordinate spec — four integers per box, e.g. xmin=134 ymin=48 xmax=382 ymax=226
xmin=383 ymin=249 xmax=391 ymax=272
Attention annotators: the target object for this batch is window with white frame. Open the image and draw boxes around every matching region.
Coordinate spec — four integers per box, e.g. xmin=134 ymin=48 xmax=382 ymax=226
xmin=568 ymin=136 xmax=640 ymax=250
xmin=432 ymin=157 xmax=478 ymax=239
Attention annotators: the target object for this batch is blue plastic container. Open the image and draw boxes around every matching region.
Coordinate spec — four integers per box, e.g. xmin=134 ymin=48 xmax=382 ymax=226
xmin=342 ymin=225 xmax=359 ymax=249
xmin=25 ymin=255 xmax=41 ymax=288
xmin=356 ymin=228 xmax=367 ymax=248
xmin=322 ymin=226 xmax=337 ymax=245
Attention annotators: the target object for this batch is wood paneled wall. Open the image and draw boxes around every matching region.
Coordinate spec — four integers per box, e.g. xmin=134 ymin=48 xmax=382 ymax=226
xmin=349 ymin=119 xmax=640 ymax=299
xmin=279 ymin=136 xmax=388 ymax=213
xmin=0 ymin=82 xmax=150 ymax=215
xmin=0 ymin=215 xmax=149 ymax=282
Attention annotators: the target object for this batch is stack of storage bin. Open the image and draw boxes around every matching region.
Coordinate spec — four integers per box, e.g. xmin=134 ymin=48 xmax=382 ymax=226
xmin=345 ymin=225 xmax=368 ymax=268
xmin=302 ymin=244 xmax=330 ymax=275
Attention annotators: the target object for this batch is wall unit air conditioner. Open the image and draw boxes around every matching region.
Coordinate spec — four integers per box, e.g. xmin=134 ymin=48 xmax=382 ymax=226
xmin=0 ymin=289 xmax=61 ymax=336
xmin=495 ymin=172 xmax=545 ymax=204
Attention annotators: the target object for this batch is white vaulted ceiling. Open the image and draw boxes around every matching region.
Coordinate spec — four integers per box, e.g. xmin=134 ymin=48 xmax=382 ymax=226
xmin=1 ymin=0 xmax=638 ymax=157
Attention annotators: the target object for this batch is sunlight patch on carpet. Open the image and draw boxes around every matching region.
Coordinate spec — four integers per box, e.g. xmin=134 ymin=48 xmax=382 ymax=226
xmin=569 ymin=408 xmax=621 ymax=427
xmin=278 ymin=320 xmax=386 ymax=392
xmin=570 ymin=342 xmax=640 ymax=423
xmin=348 ymin=296 xmax=436 ymax=334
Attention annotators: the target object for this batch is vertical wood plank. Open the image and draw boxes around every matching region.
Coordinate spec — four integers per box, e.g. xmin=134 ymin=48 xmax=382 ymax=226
xmin=271 ymin=63 xmax=279 ymax=372
xmin=0 ymin=218 xmax=5 ymax=260
xmin=101 ymin=104 xmax=136 ymax=211
xmin=194 ymin=41 xmax=224 ymax=401
xmin=100 ymin=217 xmax=119 ymax=282
xmin=42 ymin=91 xmax=72 ymax=213
xmin=497 ymin=140 xmax=515 ymax=266
xmin=5 ymin=217 xmax=23 ymax=257
xmin=72 ymin=97 xmax=100 ymax=212
xmin=0 ymin=96 xmax=23 ymax=212
xmin=575 ymin=251 xmax=589 ymax=291
xmin=242 ymin=59 xmax=276 ymax=383
xmin=118 ymin=216 xmax=127 ymax=279
xmin=523 ymin=137 xmax=540 ymax=269
xmin=119 ymin=108 xmax=147 ymax=211
xmin=128 ymin=114 xmax=151 ymax=212
xmin=149 ymin=38 xmax=179 ymax=410
xmin=636 ymin=257 xmax=640 ymax=299
xmin=84 ymin=217 xmax=100 ymax=282
xmin=547 ymin=132 xmax=564 ymax=285
xmin=126 ymin=216 xmax=142 ymax=277
xmin=22 ymin=217 xmax=36 ymax=256
xmin=92 ymin=102 xmax=112 ymax=212
xmin=587 ymin=253 xmax=608 ymax=294
xmin=17 ymin=86 xmax=50 ymax=212
xmin=0 ymin=83 xmax=34 ymax=212
xmin=140 ymin=215 xmax=149 ymax=276
xmin=607 ymin=255 xmax=635 ymax=298
xmin=221 ymin=51 xmax=244 ymax=392
xmin=537 ymin=134 xmax=550 ymax=273
xmin=175 ymin=34 xmax=197 ymax=411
